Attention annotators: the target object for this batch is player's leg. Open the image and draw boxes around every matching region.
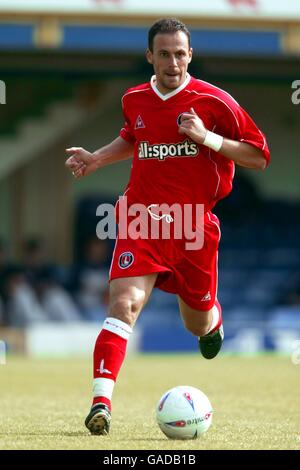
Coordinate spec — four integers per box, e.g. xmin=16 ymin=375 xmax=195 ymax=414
xmin=85 ymin=273 xmax=157 ymax=435
xmin=178 ymin=296 xmax=215 ymax=337
xmin=178 ymin=297 xmax=223 ymax=359
xmin=175 ymin=211 xmax=223 ymax=358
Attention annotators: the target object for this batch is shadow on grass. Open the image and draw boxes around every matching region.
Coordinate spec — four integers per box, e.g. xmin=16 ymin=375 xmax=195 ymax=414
xmin=0 ymin=432 xmax=168 ymax=441
xmin=112 ymin=438 xmax=167 ymax=442
xmin=0 ymin=431 xmax=88 ymax=437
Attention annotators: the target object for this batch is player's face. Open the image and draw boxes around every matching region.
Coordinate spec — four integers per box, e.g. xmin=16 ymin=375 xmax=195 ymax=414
xmin=146 ymin=31 xmax=192 ymax=94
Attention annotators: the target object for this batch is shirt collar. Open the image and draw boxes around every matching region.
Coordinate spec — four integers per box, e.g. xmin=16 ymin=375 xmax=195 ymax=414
xmin=150 ymin=73 xmax=191 ymax=101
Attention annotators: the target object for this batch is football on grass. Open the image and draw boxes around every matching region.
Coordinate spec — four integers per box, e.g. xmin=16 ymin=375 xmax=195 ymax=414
xmin=156 ymin=385 xmax=213 ymax=440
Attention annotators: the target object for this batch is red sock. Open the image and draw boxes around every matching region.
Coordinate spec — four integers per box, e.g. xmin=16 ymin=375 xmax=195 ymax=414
xmin=208 ymin=300 xmax=222 ymax=334
xmin=92 ymin=317 xmax=132 ymax=410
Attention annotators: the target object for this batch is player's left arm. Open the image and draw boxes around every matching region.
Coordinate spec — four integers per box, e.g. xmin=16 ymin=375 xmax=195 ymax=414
xmin=179 ymin=108 xmax=268 ymax=170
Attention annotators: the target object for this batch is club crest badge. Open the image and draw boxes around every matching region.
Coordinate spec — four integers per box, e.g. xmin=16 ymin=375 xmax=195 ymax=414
xmin=177 ymin=112 xmax=186 ymax=126
xmin=118 ymin=252 xmax=134 ymax=269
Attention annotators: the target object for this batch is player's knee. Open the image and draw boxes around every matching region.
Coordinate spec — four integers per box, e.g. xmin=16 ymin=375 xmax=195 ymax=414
xmin=108 ymin=292 xmax=145 ymax=327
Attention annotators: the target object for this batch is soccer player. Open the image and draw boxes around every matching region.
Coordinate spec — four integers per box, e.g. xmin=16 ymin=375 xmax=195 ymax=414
xmin=65 ymin=18 xmax=270 ymax=435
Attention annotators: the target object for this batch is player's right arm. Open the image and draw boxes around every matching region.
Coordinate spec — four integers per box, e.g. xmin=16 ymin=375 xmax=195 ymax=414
xmin=65 ymin=136 xmax=134 ymax=179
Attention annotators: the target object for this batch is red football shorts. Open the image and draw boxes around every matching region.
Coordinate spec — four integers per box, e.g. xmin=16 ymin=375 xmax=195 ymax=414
xmin=109 ymin=211 xmax=220 ymax=311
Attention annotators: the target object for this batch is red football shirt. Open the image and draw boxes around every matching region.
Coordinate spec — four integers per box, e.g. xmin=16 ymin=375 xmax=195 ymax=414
xmin=119 ymin=74 xmax=270 ymax=213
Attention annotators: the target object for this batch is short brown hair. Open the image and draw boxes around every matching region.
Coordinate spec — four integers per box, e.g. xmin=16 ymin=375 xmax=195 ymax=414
xmin=148 ymin=18 xmax=191 ymax=52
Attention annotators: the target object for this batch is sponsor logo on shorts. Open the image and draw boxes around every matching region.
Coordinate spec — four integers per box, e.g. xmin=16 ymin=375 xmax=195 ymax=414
xmin=201 ymin=291 xmax=211 ymax=301
xmin=118 ymin=251 xmax=134 ymax=269
xmin=138 ymin=139 xmax=199 ymax=161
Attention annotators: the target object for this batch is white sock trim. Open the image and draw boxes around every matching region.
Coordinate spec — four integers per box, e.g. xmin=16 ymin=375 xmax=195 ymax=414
xmin=93 ymin=377 xmax=115 ymax=400
xmin=102 ymin=317 xmax=132 ymax=340
xmin=208 ymin=305 xmax=220 ymax=334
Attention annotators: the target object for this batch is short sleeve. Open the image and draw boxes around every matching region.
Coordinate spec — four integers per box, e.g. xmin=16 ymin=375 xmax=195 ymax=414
xmin=119 ymin=98 xmax=136 ymax=145
xmin=234 ymin=105 xmax=270 ymax=166
xmin=215 ymin=95 xmax=270 ymax=166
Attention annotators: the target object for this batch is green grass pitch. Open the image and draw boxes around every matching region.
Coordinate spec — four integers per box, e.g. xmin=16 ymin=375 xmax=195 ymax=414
xmin=0 ymin=354 xmax=299 ymax=450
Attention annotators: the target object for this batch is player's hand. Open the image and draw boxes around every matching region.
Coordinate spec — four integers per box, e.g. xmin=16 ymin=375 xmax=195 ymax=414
xmin=178 ymin=108 xmax=207 ymax=144
xmin=65 ymin=147 xmax=98 ymax=178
